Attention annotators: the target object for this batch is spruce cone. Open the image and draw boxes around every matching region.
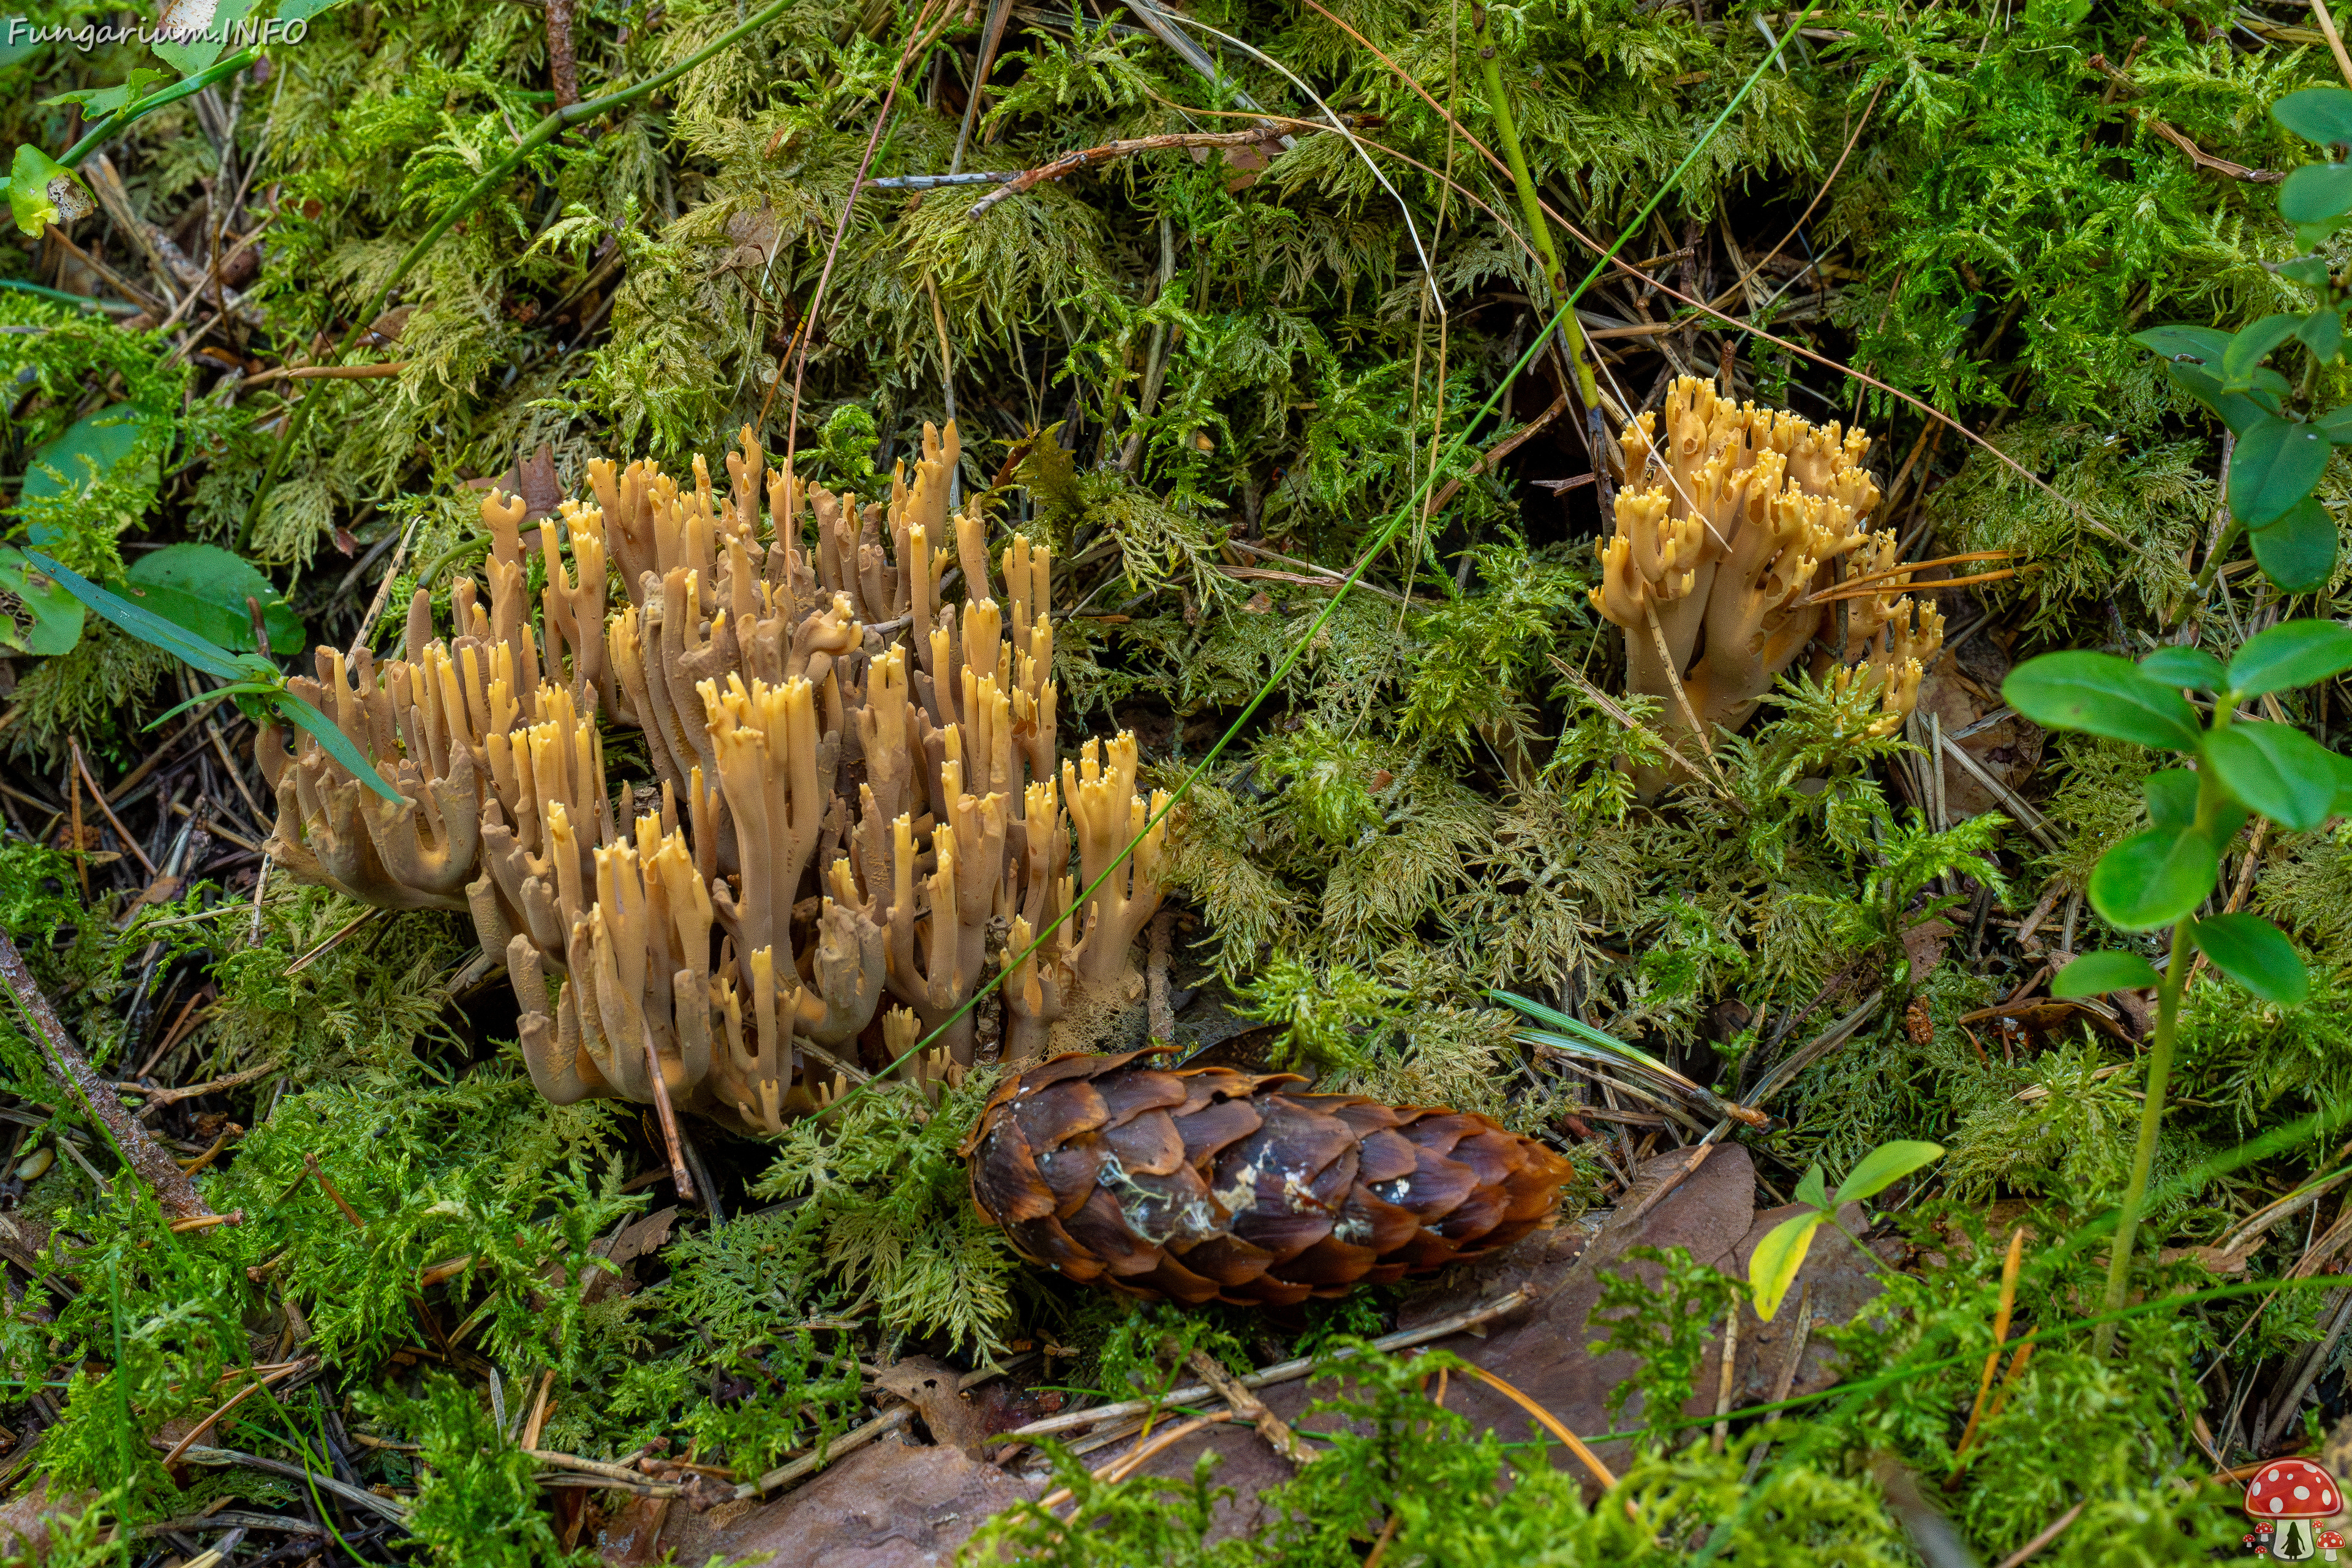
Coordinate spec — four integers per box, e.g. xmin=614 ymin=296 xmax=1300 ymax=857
xmin=959 ymin=1050 xmax=1575 ymax=1306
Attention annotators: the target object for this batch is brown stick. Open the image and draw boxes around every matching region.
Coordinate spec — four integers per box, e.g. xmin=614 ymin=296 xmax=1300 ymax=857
xmin=71 ymin=739 xmax=159 ymax=878
xmin=238 ymin=361 xmax=410 ymax=388
xmin=968 ymin=125 xmax=1330 ymax=217
xmin=1188 ymin=1348 xmax=1316 ymax=1468
xmin=304 ymin=1152 xmax=365 ymax=1229
xmin=120 ymin=1058 xmax=279 ymax=1115
xmin=643 ymin=1027 xmax=697 ymax=1202
xmin=1423 ymin=389 xmax=1569 ymax=517
xmin=1992 ymin=1501 xmax=2086 ymax=1568
xmin=0 ymin=933 xmax=213 ymax=1219
xmin=544 ymin=0 xmax=580 ymax=107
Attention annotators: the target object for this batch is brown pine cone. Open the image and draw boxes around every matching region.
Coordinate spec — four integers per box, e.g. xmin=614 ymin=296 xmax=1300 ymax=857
xmin=959 ymin=1049 xmax=1575 ymax=1306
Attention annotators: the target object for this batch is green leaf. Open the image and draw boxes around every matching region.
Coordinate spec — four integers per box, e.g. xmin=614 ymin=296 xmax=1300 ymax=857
xmin=2227 ymin=619 xmax=2352 ymax=696
xmin=2144 ymin=769 xmax=2200 ymax=830
xmin=124 ymin=543 xmax=304 ymax=656
xmin=2283 ymin=160 xmax=2352 ymax=224
xmin=2225 ymin=315 xmax=2304 ymax=383
xmin=2139 ymin=646 xmax=2226 ymax=691
xmin=2002 ymin=651 xmax=2204 ymax=752
xmin=2190 ymin=913 xmax=2309 ymax=1003
xmin=2205 ymin=721 xmax=2344 ymax=831
xmin=40 ymin=69 xmax=168 ymax=116
xmin=2281 ymin=256 xmax=2335 ymax=287
xmin=271 ymin=692 xmax=402 ymax=804
xmin=2089 ymin=823 xmax=2220 ymax=930
xmin=2231 ymin=416 xmax=2332 ymax=526
xmin=2304 ymin=310 xmax=2347 ymax=363
xmin=0 ymin=545 xmax=85 ymax=657
xmin=20 ymin=549 xmax=271 ymax=684
xmin=2166 ymin=362 xmax=2280 ymax=435
xmin=1833 ymin=1141 xmax=1945 ymax=1205
xmin=1794 ymin=1165 xmax=1830 ymax=1210
xmin=2250 ymin=496 xmax=2339 ymax=594
xmin=20 ymin=404 xmax=165 ymax=549
xmin=2052 ymin=951 xmax=2163 ymax=996
xmin=8 ymin=143 xmax=90 ymax=238
xmin=2319 ymin=405 xmax=2352 ymax=445
xmin=2132 ymin=324 xmax=2233 ymax=366
xmin=1750 ymin=1212 xmax=1826 ymax=1322
xmin=2276 ymin=86 xmax=2352 ymax=146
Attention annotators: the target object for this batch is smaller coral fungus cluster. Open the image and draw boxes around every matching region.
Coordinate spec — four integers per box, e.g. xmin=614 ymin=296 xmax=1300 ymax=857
xmin=257 ymin=424 xmax=1166 ymax=1134
xmin=1589 ymin=377 xmax=1944 ymax=794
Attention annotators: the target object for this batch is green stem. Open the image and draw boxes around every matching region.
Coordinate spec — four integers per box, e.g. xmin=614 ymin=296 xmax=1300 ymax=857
xmin=58 ymin=42 xmax=278 ymax=170
xmin=237 ymin=0 xmax=804 ymax=548
xmin=1470 ymin=6 xmax=1601 ymax=422
xmin=2090 ymin=718 xmax=2226 ymax=1359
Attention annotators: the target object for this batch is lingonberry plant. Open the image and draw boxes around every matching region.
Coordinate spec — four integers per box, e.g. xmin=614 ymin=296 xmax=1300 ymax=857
xmin=2004 ymin=622 xmax=2352 ymax=1354
xmin=2129 ymin=85 xmax=2352 ymax=592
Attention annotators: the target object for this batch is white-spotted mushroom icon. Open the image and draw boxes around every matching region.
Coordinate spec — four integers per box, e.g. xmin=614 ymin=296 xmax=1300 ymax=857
xmin=2248 ymin=1458 xmax=2343 ymax=1561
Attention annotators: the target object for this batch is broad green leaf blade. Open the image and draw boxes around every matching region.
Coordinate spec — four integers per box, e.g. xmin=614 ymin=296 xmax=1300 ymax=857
xmin=2249 ymin=496 xmax=2339 ymax=594
xmin=2227 ymin=619 xmax=2352 ymax=696
xmin=2190 ymin=914 xmax=2309 ymax=1003
xmin=2089 ymin=823 xmax=2220 ymax=930
xmin=271 ymin=693 xmax=402 ymax=804
xmin=126 ymin=543 xmax=304 ymax=655
xmin=1750 ymin=1213 xmax=1825 ymax=1322
xmin=1795 ymin=1165 xmax=1830 ymax=1210
xmin=2231 ymin=416 xmax=2331 ymax=526
xmin=2132 ymin=324 xmax=2233 ymax=365
xmin=2166 ymin=362 xmax=2275 ymax=435
xmin=2052 ymin=950 xmax=2162 ymax=997
xmin=40 ymin=69 xmax=168 ymax=116
xmin=2283 ymin=160 xmax=2352 ymax=225
xmin=2224 ymin=315 xmax=2303 ymax=383
xmin=2139 ymin=646 xmax=2226 ymax=691
xmin=21 ymin=549 xmax=262 ymax=682
xmin=2318 ymin=404 xmax=2352 ymax=445
xmin=2205 ymin=721 xmax=2343 ymax=831
xmin=0 ymin=545 xmax=85 ymax=656
xmin=2281 ymin=256 xmax=2334 ymax=287
xmin=2002 ymin=652 xmax=2203 ymax=752
xmin=1833 ymin=1141 xmax=1945 ymax=1205
xmin=2144 ymin=769 xmax=2199 ymax=831
xmin=2275 ymin=86 xmax=2352 ymax=146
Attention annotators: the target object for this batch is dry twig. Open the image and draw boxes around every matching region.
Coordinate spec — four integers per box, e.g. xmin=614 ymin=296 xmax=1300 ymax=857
xmin=0 ymin=933 xmax=213 ymax=1219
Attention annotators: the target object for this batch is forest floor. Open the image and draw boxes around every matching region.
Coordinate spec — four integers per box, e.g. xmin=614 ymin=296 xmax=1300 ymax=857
xmin=5 ymin=0 xmax=2352 ymax=1562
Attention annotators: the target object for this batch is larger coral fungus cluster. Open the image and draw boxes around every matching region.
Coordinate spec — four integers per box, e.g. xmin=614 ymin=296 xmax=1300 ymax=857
xmin=256 ymin=424 xmax=1167 ymax=1134
xmin=1589 ymin=378 xmax=1944 ymax=794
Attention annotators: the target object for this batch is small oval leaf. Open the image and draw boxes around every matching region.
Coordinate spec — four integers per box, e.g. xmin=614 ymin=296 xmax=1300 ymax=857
xmin=2204 ymin=722 xmax=2343 ymax=831
xmin=2052 ymin=950 xmax=2163 ymax=997
xmin=2003 ymin=652 xmax=2204 ymax=752
xmin=2276 ymin=86 xmax=2352 ymax=148
xmin=2139 ymin=646 xmax=2226 ymax=692
xmin=2250 ymin=496 xmax=2340 ymax=594
xmin=2227 ymin=619 xmax=2352 ymax=696
xmin=1749 ymin=1212 xmax=1826 ymax=1322
xmin=2282 ymin=160 xmax=2352 ymax=225
xmin=2231 ymin=416 xmax=2332 ymax=526
xmin=2089 ymin=823 xmax=2220 ymax=931
xmin=1833 ymin=1140 xmax=1945 ymax=1205
xmin=2190 ymin=913 xmax=2310 ymax=1003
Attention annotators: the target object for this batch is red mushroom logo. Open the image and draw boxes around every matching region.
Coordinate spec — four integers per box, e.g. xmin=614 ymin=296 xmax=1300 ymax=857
xmin=2247 ymin=1459 xmax=2342 ymax=1561
xmin=2320 ymin=1528 xmax=2343 ymax=1561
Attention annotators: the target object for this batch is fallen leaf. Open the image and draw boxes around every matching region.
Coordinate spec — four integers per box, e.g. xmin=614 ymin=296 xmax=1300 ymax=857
xmin=872 ymin=1354 xmax=991 ymax=1459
